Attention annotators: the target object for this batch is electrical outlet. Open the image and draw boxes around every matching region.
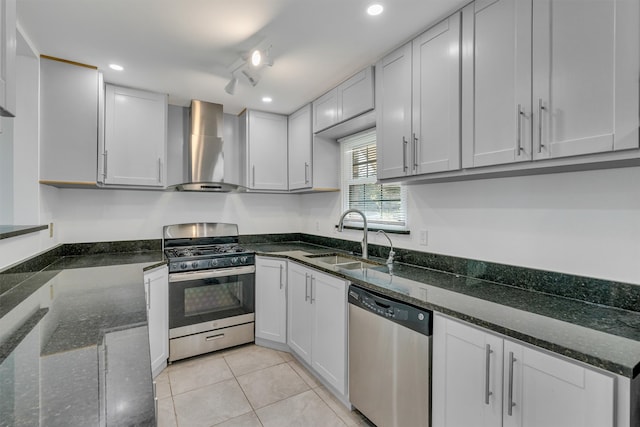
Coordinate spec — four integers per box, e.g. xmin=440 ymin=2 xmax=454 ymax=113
xmin=49 ymin=223 xmax=54 ymax=238
xmin=419 ymin=229 xmax=428 ymax=246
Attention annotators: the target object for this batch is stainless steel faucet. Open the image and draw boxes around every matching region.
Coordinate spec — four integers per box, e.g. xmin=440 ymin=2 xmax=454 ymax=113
xmin=337 ymin=209 xmax=368 ymax=259
xmin=376 ymin=230 xmax=395 ymax=270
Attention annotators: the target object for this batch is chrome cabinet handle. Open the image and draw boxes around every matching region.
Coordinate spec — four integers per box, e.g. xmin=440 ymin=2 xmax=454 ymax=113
xmin=304 ymin=162 xmax=310 ymax=184
xmin=402 ymin=137 xmax=408 ymax=172
xmin=310 ymin=276 xmax=316 ymax=304
xmin=145 ymin=278 xmax=151 ymax=310
xmin=538 ymin=99 xmax=546 ymax=153
xmin=158 ymin=158 xmax=162 ymax=183
xmin=508 ymin=351 xmax=517 ymax=416
xmin=516 ymin=104 xmax=524 ymax=154
xmin=279 ymin=264 xmax=284 ymax=289
xmin=413 ymin=133 xmax=418 ymax=171
xmin=304 ymin=273 xmax=310 ymax=301
xmin=485 ymin=344 xmax=493 ymax=404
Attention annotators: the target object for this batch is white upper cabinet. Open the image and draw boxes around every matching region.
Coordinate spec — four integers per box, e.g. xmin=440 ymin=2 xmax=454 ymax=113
xmin=0 ymin=0 xmax=15 ymax=117
xmin=412 ymin=14 xmax=461 ymax=174
xmin=377 ymin=42 xmax=413 ymax=179
xmin=378 ymin=12 xmax=462 ymax=180
xmin=313 ymin=66 xmax=374 ymax=133
xmin=101 ymin=84 xmax=167 ymax=187
xmin=313 ymin=89 xmax=338 ymax=134
xmin=288 ymin=104 xmax=312 ymax=190
xmin=462 ymin=0 xmax=639 ymax=168
xmin=40 ymin=56 xmax=100 ymax=185
xmin=531 ymin=0 xmax=639 ymax=159
xmin=461 ymin=0 xmax=532 ymax=168
xmin=241 ymin=109 xmax=288 ymax=191
xmin=337 ymin=67 xmax=374 ymax=123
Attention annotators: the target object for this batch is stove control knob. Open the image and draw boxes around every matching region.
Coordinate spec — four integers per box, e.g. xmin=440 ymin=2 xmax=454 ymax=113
xmin=211 ymin=259 xmax=218 ymax=267
xmin=231 ymin=257 xmax=239 ymax=265
xmin=191 ymin=262 xmax=198 ymax=269
xmin=240 ymin=256 xmax=248 ymax=264
xmin=180 ymin=262 xmax=188 ymax=270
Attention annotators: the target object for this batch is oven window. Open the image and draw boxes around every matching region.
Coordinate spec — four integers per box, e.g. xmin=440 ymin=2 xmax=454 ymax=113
xmin=184 ymin=282 xmax=243 ymax=317
xmin=169 ymin=272 xmax=255 ymax=330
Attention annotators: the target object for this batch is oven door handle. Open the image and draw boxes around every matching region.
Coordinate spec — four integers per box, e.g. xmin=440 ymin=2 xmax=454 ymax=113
xmin=169 ymin=265 xmax=256 ymax=282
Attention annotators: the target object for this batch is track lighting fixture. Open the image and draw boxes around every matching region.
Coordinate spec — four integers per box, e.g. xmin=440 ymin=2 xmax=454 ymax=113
xmin=224 ymin=44 xmax=273 ymax=95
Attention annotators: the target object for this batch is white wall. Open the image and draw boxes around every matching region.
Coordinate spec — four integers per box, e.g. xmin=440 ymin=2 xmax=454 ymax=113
xmin=51 ymin=189 xmax=302 ymax=243
xmin=300 ymin=167 xmax=640 ymax=285
xmin=0 ymin=54 xmax=57 ymax=270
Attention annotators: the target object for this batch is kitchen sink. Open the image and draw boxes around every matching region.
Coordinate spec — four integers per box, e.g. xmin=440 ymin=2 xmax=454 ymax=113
xmin=306 ymin=253 xmax=383 ymax=270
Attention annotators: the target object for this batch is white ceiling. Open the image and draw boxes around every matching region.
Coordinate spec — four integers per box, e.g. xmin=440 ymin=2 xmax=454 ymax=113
xmin=17 ymin=0 xmax=467 ymax=115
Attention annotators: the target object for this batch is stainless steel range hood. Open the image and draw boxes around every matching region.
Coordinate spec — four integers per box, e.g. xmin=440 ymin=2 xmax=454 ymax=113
xmin=173 ymin=100 xmax=243 ymax=192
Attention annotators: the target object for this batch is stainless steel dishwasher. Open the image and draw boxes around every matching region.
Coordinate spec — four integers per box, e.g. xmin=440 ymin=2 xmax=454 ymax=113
xmin=348 ymin=285 xmax=432 ymax=427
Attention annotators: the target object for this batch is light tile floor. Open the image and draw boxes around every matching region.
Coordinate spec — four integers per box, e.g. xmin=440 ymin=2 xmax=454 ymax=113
xmin=156 ymin=344 xmax=373 ymax=427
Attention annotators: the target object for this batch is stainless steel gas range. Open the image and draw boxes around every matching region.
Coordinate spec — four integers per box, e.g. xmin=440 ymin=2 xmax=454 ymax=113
xmin=163 ymin=223 xmax=255 ymax=362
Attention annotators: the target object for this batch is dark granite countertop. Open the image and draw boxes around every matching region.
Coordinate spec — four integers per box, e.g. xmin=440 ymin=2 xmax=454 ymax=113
xmin=0 ymin=250 xmax=164 ymax=426
xmin=246 ymin=242 xmax=640 ymax=379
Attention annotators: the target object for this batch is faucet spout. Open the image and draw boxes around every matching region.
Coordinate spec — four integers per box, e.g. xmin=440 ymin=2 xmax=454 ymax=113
xmin=376 ymin=230 xmax=395 ymax=273
xmin=337 ymin=209 xmax=368 ymax=259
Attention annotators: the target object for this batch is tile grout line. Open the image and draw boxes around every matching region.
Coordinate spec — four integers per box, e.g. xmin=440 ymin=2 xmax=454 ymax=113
xmin=223 ymin=353 xmax=265 ymax=427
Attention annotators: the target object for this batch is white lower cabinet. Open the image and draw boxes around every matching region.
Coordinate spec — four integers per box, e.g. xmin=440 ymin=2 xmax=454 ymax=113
xmin=144 ymin=265 xmax=168 ymax=378
xmin=287 ymin=262 xmax=348 ymax=395
xmin=432 ymin=313 xmax=614 ymax=427
xmin=255 ymin=257 xmax=287 ymax=344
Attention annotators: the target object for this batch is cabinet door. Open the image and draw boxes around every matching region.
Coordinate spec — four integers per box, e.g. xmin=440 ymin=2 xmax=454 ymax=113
xmin=503 ymin=340 xmax=614 ymax=427
xmin=433 ymin=314 xmax=503 ymax=427
xmin=288 ymin=104 xmax=312 ymax=190
xmin=103 ymin=84 xmax=167 ymax=187
xmin=247 ymin=110 xmax=288 ymax=190
xmin=0 ymin=0 xmax=15 ymax=117
xmin=286 ymin=263 xmax=312 ymax=364
xmin=337 ymin=66 xmax=374 ymax=123
xmin=412 ymin=13 xmax=461 ymax=174
xmin=376 ymin=42 xmax=413 ymax=179
xmin=532 ymin=0 xmax=639 ymax=160
xmin=40 ymin=57 xmax=99 ymax=184
xmin=461 ymin=0 xmax=532 ymax=168
xmin=313 ymin=89 xmax=338 ymax=133
xmin=255 ymin=257 xmax=287 ymax=344
xmin=310 ymin=270 xmax=347 ymax=394
xmin=144 ymin=266 xmax=168 ymax=378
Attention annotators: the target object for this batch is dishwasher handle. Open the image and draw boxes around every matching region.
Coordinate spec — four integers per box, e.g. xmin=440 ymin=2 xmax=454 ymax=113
xmin=348 ymin=285 xmax=432 ymax=336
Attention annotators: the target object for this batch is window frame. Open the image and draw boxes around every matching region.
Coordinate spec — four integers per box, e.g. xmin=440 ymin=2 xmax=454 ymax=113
xmin=340 ymin=128 xmax=408 ymax=232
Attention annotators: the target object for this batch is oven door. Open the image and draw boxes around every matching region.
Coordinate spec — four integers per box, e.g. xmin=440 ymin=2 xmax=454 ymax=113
xmin=168 ymin=265 xmax=255 ymax=337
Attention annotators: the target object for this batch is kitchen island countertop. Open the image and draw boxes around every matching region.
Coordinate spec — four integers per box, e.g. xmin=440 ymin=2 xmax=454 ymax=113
xmin=0 ymin=250 xmax=164 ymax=426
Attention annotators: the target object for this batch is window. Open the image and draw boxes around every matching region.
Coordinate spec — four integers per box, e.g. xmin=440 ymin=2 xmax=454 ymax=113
xmin=340 ymin=129 xmax=407 ymax=231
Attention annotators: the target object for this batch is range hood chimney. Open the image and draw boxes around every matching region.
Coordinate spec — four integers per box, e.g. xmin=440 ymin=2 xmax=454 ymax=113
xmin=174 ymin=100 xmax=242 ymax=192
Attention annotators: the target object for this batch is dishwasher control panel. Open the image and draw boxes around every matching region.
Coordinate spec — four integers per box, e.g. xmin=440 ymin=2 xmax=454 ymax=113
xmin=348 ymin=285 xmax=432 ymax=336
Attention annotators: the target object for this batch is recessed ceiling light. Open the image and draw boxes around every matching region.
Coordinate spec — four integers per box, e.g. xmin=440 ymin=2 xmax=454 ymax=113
xmin=109 ymin=64 xmax=124 ymax=71
xmin=367 ymin=4 xmax=384 ymax=16
xmin=262 ymin=96 xmax=273 ymax=103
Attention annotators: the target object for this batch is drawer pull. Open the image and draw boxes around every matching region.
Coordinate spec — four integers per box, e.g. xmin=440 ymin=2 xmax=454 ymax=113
xmin=206 ymin=334 xmax=225 ymax=341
